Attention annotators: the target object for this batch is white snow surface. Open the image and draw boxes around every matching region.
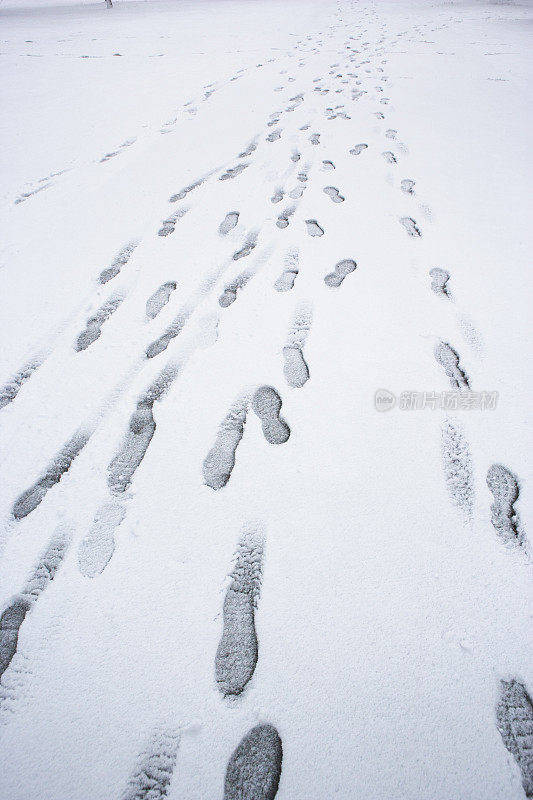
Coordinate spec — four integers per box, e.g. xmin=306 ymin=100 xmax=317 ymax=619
xmin=0 ymin=0 xmax=532 ymax=797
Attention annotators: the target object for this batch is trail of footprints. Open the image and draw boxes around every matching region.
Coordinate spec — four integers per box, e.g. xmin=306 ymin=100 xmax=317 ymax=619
xmin=3 ymin=16 xmax=530 ymax=799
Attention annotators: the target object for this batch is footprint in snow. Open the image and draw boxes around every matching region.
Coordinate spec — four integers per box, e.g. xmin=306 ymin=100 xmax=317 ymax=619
xmin=486 ymin=464 xmax=524 ymax=548
xmin=266 ymin=129 xmax=282 ymax=142
xmin=429 ymin=268 xmax=450 ymax=297
xmin=78 ymin=499 xmax=126 ymax=578
xmin=271 ymin=189 xmax=284 ymax=204
xmin=158 ymin=208 xmax=188 ymax=237
xmin=224 ymin=724 xmax=283 ymax=800
xmin=309 ymin=133 xmax=321 ymax=145
xmin=99 ymin=240 xmax=139 ymax=284
xmin=324 ymin=259 xmax=357 ymax=287
xmin=496 ymin=680 xmax=533 ymax=798
xmin=400 ymin=216 xmax=421 ymax=237
xmin=322 ymin=160 xmax=335 ymax=170
xmin=323 ymin=186 xmax=345 ymax=203
xmin=382 ymin=151 xmax=397 ymax=163
xmin=203 ymin=397 xmax=248 ymax=490
xmin=276 ymin=206 xmax=296 ymax=229
xmin=252 ymin=386 xmax=290 ymax=444
xmin=283 ymin=302 xmax=312 ymax=388
xmin=305 ymin=219 xmax=324 ymax=237
xmin=401 ymin=178 xmax=415 ymax=194
xmin=219 ymin=212 xmax=240 ymax=235
xmin=434 ymin=341 xmax=469 ymax=390
xmin=350 ymin=143 xmax=368 ymax=155
xmin=145 ymin=282 xmax=176 ymax=321
xmin=219 ymin=272 xmax=252 ymax=308
xmin=220 ymin=164 xmax=248 ymax=181
xmin=441 ymin=419 xmax=474 ymax=521
xmin=215 ymin=524 xmax=264 ymax=697
xmin=120 ymin=729 xmax=180 ymax=800
xmin=274 ymin=249 xmax=299 ymax=292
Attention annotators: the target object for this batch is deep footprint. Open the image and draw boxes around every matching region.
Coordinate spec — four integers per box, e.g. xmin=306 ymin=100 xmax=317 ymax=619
xmin=224 ymin=724 xmax=283 ymax=800
xmin=324 ymin=258 xmax=356 ymax=287
xmin=496 ymin=680 xmax=533 ymax=797
xmin=251 ymin=386 xmax=290 ymax=444
xmin=203 ymin=397 xmax=248 ymax=490
xmin=486 ymin=464 xmax=523 ymax=547
xmin=215 ymin=525 xmax=264 ymax=696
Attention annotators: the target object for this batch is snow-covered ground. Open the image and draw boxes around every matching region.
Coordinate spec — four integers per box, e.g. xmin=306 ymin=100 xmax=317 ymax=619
xmin=0 ymin=0 xmax=532 ymax=797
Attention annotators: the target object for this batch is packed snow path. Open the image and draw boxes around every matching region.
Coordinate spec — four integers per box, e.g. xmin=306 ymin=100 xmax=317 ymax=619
xmin=0 ymin=0 xmax=532 ymax=798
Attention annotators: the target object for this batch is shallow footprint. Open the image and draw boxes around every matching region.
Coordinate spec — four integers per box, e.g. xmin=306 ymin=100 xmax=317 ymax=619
xmin=223 ymin=724 xmax=283 ymax=800
xmin=323 ymin=186 xmax=345 ymax=203
xmin=349 ymin=143 xmax=367 ymax=155
xmin=401 ymin=178 xmax=415 ymax=194
xmin=219 ymin=212 xmax=240 ymax=235
xmin=324 ymin=259 xmax=356 ymax=287
xmin=146 ymin=281 xmax=176 ymax=320
xmin=251 ymin=386 xmax=290 ymax=444
xmin=400 ymin=216 xmax=421 ymax=237
xmin=305 ymin=219 xmax=324 ymax=237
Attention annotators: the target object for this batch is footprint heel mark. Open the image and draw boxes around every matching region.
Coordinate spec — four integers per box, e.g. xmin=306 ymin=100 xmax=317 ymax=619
xmin=12 ymin=430 xmax=90 ymax=519
xmin=349 ymin=143 xmax=368 ymax=155
xmin=215 ymin=524 xmax=265 ymax=697
xmin=322 ymin=160 xmax=335 ymax=170
xmin=324 ymin=258 xmax=356 ymax=288
xmin=429 ymin=268 xmax=450 ymax=297
xmin=75 ymin=294 xmax=124 ymax=351
xmin=77 ymin=499 xmax=126 ymax=578
xmin=441 ymin=420 xmax=474 ymax=521
xmin=0 ymin=357 xmax=43 ymax=410
xmin=434 ymin=341 xmax=469 ymax=390
xmin=121 ymin=729 xmax=180 ymax=800
xmin=487 ymin=464 xmax=524 ymax=548
xmin=400 ymin=217 xmax=421 ymax=237
xmin=221 ymin=164 xmax=249 ymax=181
xmin=107 ymin=398 xmax=156 ymax=495
xmin=401 ymin=178 xmax=416 ymax=195
xmin=99 ymin=240 xmax=140 ymax=285
xmin=146 ymin=282 xmax=177 ymax=320
xmin=305 ymin=219 xmax=324 ymax=237
xmin=219 ymin=212 xmax=240 ymax=235
xmin=0 ymin=527 xmax=70 ymax=679
xmin=283 ymin=302 xmax=312 ymax=388
xmin=233 ymin=234 xmax=258 ymax=261
xmin=158 ymin=208 xmax=188 ymax=237
xmin=271 ymin=189 xmax=284 ymax=204
xmin=203 ymin=397 xmax=248 ymax=490
xmin=496 ymin=680 xmax=533 ymax=797
xmin=323 ymin=186 xmax=345 ymax=202
xmin=219 ymin=272 xmax=252 ymax=308
xmin=251 ymin=386 xmax=290 ymax=444
xmin=224 ymin=724 xmax=283 ymax=800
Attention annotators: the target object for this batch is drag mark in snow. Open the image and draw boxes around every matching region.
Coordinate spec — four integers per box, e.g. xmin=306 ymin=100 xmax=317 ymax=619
xmin=203 ymin=396 xmax=248 ymax=490
xmin=323 ymin=186 xmax=345 ymax=202
xmin=120 ymin=728 xmax=180 ymax=800
xmin=252 ymin=386 xmax=290 ymax=444
xmin=274 ymin=249 xmax=299 ymax=292
xmin=486 ymin=464 xmax=525 ymax=549
xmin=349 ymin=143 xmax=368 ymax=155
xmin=219 ymin=212 xmax=239 ymax=236
xmin=283 ymin=302 xmax=312 ymax=388
xmin=429 ymin=268 xmax=450 ymax=297
xmin=158 ymin=208 xmax=188 ymax=237
xmin=99 ymin=241 xmax=140 ymax=285
xmin=74 ymin=294 xmax=124 ymax=351
xmin=441 ymin=419 xmax=474 ymax=521
xmin=0 ymin=527 xmax=70 ymax=679
xmin=215 ymin=524 xmax=264 ymax=696
xmin=434 ymin=341 xmax=470 ymax=390
xmin=220 ymin=164 xmax=249 ymax=181
xmin=497 ymin=680 xmax=533 ymax=797
xmin=146 ymin=282 xmax=177 ymax=320
xmin=12 ymin=430 xmax=90 ymax=520
xmin=305 ymin=219 xmax=324 ymax=237
xmin=0 ymin=357 xmax=43 ymax=410
xmin=224 ymin=724 xmax=283 ymax=800
xmin=324 ymin=259 xmax=357 ymax=288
